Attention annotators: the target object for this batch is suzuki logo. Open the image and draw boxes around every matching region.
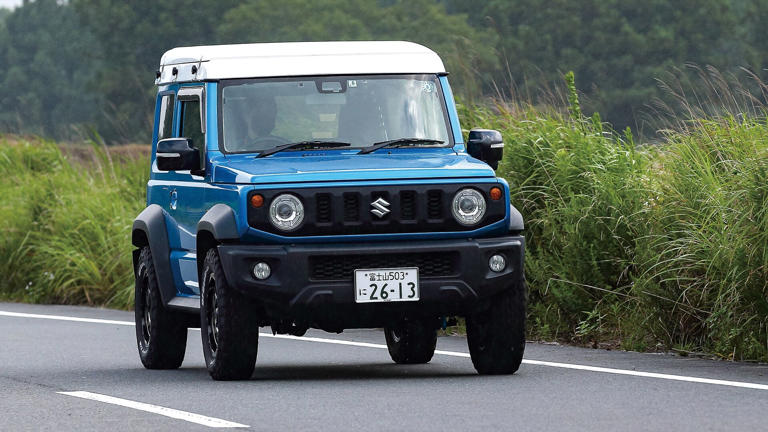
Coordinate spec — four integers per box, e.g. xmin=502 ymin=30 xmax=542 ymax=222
xmin=370 ymin=197 xmax=391 ymax=218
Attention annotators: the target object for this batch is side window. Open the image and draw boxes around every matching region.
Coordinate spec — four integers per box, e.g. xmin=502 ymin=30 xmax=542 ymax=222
xmin=180 ymin=99 xmax=204 ymax=168
xmin=157 ymin=94 xmax=175 ymax=140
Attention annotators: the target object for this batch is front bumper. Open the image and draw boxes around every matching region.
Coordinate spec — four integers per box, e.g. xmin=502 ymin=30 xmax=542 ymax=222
xmin=217 ymin=236 xmax=524 ymax=316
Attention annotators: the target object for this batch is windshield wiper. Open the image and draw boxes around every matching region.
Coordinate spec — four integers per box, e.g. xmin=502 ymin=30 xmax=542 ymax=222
xmin=256 ymin=140 xmax=351 ymax=158
xmin=357 ymin=138 xmax=444 ymax=154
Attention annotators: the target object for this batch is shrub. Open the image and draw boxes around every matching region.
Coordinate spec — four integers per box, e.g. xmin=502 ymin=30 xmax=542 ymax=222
xmin=461 ymin=80 xmax=768 ymax=359
xmin=0 ymin=137 xmax=146 ymax=308
xmin=635 ymin=117 xmax=768 ymax=359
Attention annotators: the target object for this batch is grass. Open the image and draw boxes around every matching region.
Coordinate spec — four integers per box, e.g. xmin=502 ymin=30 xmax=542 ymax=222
xmin=0 ymin=79 xmax=766 ymax=360
xmin=0 ymin=137 xmax=147 ymax=309
xmin=459 ymin=92 xmax=651 ymax=349
xmin=634 ymin=117 xmax=768 ymax=359
xmin=459 ymin=74 xmax=767 ymax=360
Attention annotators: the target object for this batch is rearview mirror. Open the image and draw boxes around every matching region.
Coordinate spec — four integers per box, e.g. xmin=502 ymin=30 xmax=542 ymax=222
xmin=156 ymin=138 xmax=200 ymax=172
xmin=467 ymin=129 xmax=504 ymax=170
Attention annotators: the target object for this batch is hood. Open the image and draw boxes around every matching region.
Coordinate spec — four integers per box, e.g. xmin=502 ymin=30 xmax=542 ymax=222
xmin=210 ymin=150 xmax=495 ymax=184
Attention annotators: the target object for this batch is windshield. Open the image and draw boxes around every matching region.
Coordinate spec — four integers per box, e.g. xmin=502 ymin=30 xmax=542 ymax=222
xmin=219 ymin=75 xmax=452 ymax=153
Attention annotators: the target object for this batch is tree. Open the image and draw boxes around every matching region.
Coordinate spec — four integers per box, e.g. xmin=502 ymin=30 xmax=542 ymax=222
xmin=0 ymin=0 xmax=100 ymax=138
xmin=71 ymin=0 xmax=241 ymax=142
xmin=446 ymin=0 xmax=739 ymax=130
xmin=0 ymin=0 xmax=762 ymax=141
xmin=217 ymin=0 xmax=498 ymax=98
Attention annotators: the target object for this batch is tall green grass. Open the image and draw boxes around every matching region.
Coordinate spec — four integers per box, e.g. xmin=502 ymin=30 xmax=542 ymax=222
xmin=460 ymin=87 xmax=652 ymax=348
xmin=0 ymin=138 xmax=146 ymax=309
xmin=635 ymin=118 xmax=768 ymax=359
xmin=460 ymin=75 xmax=768 ymax=359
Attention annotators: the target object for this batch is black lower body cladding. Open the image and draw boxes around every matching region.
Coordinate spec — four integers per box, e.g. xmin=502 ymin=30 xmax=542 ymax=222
xmin=216 ymin=236 xmax=524 ymax=328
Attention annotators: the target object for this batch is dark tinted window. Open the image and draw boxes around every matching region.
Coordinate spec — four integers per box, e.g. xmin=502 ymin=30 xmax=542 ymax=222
xmin=157 ymin=94 xmax=175 ymax=140
xmin=180 ymin=99 xmax=204 ymax=167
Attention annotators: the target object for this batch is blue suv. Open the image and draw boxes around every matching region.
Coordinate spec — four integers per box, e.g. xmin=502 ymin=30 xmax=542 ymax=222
xmin=131 ymin=41 xmax=526 ymax=380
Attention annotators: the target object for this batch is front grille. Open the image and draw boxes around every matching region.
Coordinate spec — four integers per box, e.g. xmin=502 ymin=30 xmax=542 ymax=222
xmin=343 ymin=193 xmax=359 ymax=222
xmin=310 ymin=252 xmax=459 ymax=281
xmin=246 ymin=183 xmax=506 ymax=236
xmin=317 ymin=193 xmax=332 ymax=223
xmin=400 ymin=191 xmax=416 ymax=220
xmin=427 ymin=190 xmax=443 ymax=219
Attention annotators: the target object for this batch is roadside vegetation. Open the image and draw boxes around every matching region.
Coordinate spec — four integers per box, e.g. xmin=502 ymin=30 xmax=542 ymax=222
xmin=1 ymin=77 xmax=766 ymax=361
xmin=0 ymin=138 xmax=146 ymax=309
xmin=460 ymin=75 xmax=768 ymax=360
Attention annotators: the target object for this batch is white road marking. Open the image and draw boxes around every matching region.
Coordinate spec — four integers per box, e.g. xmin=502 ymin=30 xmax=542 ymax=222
xmin=0 ymin=310 xmax=133 ymax=326
xmin=58 ymin=391 xmax=248 ymax=428
xmin=3 ymin=309 xmax=768 ymax=391
xmin=261 ymin=333 xmax=768 ymax=391
xmin=521 ymin=359 xmax=768 ymax=391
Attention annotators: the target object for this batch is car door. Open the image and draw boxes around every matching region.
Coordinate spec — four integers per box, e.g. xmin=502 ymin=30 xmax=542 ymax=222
xmin=168 ymin=86 xmax=208 ymax=296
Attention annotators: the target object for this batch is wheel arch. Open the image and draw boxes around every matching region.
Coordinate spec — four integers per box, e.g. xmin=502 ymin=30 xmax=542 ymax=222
xmin=509 ymin=204 xmax=524 ymax=232
xmin=196 ymin=204 xmax=240 ymax=277
xmin=132 ymin=204 xmax=176 ymax=305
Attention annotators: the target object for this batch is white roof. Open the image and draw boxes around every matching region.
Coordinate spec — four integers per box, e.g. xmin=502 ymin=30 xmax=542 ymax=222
xmin=156 ymin=41 xmax=446 ymax=85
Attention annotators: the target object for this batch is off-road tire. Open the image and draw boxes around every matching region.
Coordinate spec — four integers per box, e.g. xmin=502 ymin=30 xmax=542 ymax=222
xmin=200 ymin=248 xmax=259 ymax=380
xmin=384 ymin=320 xmax=438 ymax=364
xmin=466 ymin=283 xmax=526 ymax=375
xmin=134 ymin=247 xmax=187 ymax=369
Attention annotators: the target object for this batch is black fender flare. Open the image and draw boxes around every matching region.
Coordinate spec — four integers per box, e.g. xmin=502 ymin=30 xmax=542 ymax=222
xmin=509 ymin=204 xmax=524 ymax=232
xmin=197 ymin=204 xmax=240 ymax=241
xmin=196 ymin=204 xmax=240 ymax=276
xmin=132 ymin=204 xmax=176 ymax=305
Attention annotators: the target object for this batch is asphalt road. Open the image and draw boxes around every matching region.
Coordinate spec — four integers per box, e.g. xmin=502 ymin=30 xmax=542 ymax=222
xmin=1 ymin=303 xmax=768 ymax=431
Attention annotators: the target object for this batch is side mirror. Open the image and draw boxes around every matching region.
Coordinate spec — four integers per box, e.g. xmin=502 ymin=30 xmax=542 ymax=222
xmin=156 ymin=138 xmax=200 ymax=172
xmin=467 ymin=129 xmax=504 ymax=170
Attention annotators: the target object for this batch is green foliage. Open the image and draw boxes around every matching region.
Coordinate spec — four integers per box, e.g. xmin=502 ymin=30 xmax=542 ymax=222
xmin=462 ymin=92 xmax=649 ymax=344
xmin=1 ymin=0 xmax=767 ymax=140
xmin=0 ymin=137 xmax=146 ymax=308
xmin=634 ymin=118 xmax=768 ymax=359
xmin=71 ymin=0 xmax=242 ymax=142
xmin=0 ymin=0 xmax=497 ymax=141
xmin=447 ymin=0 xmax=748 ymax=130
xmin=459 ymin=72 xmax=767 ymax=359
xmin=0 ymin=0 xmax=100 ymax=138
xmin=217 ymin=0 xmax=497 ymax=98
xmin=564 ymin=71 xmax=582 ymax=121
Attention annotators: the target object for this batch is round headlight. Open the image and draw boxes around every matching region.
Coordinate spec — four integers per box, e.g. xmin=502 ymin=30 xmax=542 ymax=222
xmin=269 ymin=194 xmax=304 ymax=231
xmin=452 ymin=188 xmax=486 ymax=226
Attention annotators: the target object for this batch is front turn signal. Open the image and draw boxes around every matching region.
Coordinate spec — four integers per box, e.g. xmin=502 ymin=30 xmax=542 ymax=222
xmin=490 ymin=187 xmax=502 ymax=201
xmin=250 ymin=194 xmax=265 ymax=208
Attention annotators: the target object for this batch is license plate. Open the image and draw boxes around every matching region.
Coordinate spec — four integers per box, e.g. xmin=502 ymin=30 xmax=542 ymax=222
xmin=354 ymin=268 xmax=419 ymax=303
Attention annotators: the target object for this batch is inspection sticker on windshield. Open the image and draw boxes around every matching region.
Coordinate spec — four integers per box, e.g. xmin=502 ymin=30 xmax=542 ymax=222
xmin=354 ymin=268 xmax=419 ymax=303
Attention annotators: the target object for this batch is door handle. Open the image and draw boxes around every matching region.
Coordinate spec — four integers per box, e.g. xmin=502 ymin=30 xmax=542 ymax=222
xmin=170 ymin=189 xmax=178 ymax=210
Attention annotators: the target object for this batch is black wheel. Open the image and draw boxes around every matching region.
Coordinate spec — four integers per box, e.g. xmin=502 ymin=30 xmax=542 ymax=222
xmin=466 ymin=283 xmax=527 ymax=375
xmin=200 ymin=248 xmax=259 ymax=380
xmin=384 ymin=320 xmax=437 ymax=364
xmin=134 ymin=247 xmax=187 ymax=369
